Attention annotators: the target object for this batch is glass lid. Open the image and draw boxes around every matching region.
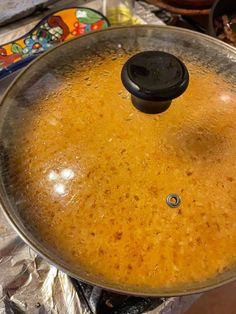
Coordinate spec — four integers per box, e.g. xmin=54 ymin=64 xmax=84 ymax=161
xmin=1 ymin=26 xmax=236 ymax=296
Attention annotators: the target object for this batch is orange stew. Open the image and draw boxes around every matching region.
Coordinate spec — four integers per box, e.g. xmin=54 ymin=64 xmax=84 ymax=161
xmin=9 ymin=53 xmax=236 ymax=289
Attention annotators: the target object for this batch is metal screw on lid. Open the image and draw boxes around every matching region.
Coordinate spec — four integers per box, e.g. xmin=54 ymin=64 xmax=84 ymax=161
xmin=166 ymin=194 xmax=181 ymax=208
xmin=121 ymin=51 xmax=189 ymax=114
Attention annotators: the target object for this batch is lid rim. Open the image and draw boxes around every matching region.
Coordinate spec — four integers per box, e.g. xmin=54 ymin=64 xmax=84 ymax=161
xmin=0 ymin=24 xmax=236 ymax=297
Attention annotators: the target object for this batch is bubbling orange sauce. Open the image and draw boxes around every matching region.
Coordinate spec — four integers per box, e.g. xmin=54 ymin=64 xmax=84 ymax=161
xmin=9 ymin=52 xmax=236 ymax=289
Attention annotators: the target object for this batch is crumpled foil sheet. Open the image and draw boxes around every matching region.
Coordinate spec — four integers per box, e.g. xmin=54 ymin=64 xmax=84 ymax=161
xmin=0 ymin=0 xmax=58 ymax=26
xmin=0 ymin=211 xmax=87 ymax=314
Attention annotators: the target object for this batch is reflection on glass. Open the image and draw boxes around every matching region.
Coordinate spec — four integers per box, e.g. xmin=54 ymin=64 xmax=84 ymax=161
xmin=54 ymin=183 xmax=66 ymax=196
xmin=61 ymin=168 xmax=75 ymax=180
xmin=220 ymin=94 xmax=231 ymax=103
xmin=48 ymin=170 xmax=58 ymax=181
xmin=47 ymin=168 xmax=75 ymax=197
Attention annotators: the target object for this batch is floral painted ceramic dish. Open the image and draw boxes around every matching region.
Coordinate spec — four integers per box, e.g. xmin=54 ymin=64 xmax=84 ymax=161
xmin=0 ymin=7 xmax=110 ymax=79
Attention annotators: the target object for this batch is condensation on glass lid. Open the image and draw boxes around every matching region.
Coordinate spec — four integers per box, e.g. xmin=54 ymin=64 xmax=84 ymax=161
xmin=3 ymin=47 xmax=236 ymax=291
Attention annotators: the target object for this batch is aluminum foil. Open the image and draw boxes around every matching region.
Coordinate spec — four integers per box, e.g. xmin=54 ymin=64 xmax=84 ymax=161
xmin=0 ymin=211 xmax=88 ymax=314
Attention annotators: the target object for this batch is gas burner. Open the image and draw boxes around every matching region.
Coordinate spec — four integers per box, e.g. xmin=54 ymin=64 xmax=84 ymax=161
xmin=71 ymin=279 xmax=164 ymax=314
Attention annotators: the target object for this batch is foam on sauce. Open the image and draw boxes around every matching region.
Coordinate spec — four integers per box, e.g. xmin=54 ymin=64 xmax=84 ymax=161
xmin=8 ymin=52 xmax=236 ymax=289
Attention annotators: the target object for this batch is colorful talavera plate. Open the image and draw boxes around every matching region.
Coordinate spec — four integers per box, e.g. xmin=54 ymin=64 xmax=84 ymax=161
xmin=0 ymin=7 xmax=110 ymax=80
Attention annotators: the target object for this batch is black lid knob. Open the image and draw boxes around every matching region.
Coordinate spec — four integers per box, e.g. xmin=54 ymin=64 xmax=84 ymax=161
xmin=121 ymin=51 xmax=189 ymax=114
